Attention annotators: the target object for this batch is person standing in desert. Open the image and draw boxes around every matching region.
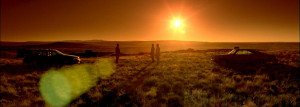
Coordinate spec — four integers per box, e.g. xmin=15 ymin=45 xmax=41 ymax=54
xmin=155 ymin=44 xmax=160 ymax=63
xmin=150 ymin=44 xmax=155 ymax=62
xmin=115 ymin=44 xmax=120 ymax=63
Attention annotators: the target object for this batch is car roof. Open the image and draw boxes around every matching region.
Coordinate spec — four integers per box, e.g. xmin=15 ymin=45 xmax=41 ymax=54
xmin=228 ymin=49 xmax=262 ymax=54
xmin=239 ymin=49 xmax=261 ymax=53
xmin=27 ymin=49 xmax=59 ymax=51
xmin=29 ymin=49 xmax=56 ymax=50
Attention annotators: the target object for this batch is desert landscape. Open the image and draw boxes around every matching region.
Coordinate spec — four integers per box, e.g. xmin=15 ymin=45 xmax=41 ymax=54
xmin=0 ymin=41 xmax=299 ymax=106
xmin=1 ymin=0 xmax=299 ymax=106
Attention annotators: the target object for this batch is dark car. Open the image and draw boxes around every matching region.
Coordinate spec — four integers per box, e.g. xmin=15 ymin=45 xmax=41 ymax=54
xmin=23 ymin=49 xmax=81 ymax=65
xmin=212 ymin=47 xmax=277 ymax=65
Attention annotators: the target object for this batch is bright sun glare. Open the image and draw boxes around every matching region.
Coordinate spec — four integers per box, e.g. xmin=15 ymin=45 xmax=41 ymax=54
xmin=171 ymin=17 xmax=183 ymax=28
xmin=170 ymin=17 xmax=186 ymax=34
xmin=173 ymin=18 xmax=182 ymax=28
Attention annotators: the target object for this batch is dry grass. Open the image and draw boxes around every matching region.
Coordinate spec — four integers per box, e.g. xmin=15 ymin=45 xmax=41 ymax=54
xmin=0 ymin=49 xmax=299 ymax=106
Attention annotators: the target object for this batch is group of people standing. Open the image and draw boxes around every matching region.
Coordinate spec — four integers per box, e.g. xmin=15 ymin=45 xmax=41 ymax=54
xmin=151 ymin=44 xmax=160 ymax=62
xmin=114 ymin=44 xmax=160 ymax=63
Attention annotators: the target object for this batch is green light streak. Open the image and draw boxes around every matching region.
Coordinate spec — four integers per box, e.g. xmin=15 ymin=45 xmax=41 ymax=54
xmin=39 ymin=58 xmax=115 ymax=107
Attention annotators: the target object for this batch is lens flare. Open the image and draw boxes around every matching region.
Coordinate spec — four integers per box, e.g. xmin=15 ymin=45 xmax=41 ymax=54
xmin=39 ymin=71 xmax=72 ymax=107
xmin=39 ymin=58 xmax=115 ymax=107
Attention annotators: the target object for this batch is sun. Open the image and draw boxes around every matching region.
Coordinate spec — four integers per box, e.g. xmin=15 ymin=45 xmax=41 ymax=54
xmin=173 ymin=18 xmax=182 ymax=28
xmin=171 ymin=17 xmax=183 ymax=28
xmin=170 ymin=17 xmax=186 ymax=34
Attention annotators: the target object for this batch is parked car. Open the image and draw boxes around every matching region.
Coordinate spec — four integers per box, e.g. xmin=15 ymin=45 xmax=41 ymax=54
xmin=212 ymin=47 xmax=277 ymax=65
xmin=23 ymin=49 xmax=81 ymax=65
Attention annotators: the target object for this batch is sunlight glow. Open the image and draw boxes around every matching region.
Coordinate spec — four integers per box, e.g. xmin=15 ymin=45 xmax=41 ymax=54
xmin=168 ymin=16 xmax=187 ymax=41
xmin=170 ymin=17 xmax=186 ymax=34
xmin=173 ymin=18 xmax=182 ymax=28
xmin=171 ymin=17 xmax=184 ymax=28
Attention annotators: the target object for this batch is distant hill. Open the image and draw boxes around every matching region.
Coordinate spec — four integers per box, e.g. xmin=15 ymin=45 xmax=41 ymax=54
xmin=30 ymin=42 xmax=88 ymax=48
xmin=0 ymin=42 xmax=91 ymax=50
xmin=1 ymin=41 xmax=299 ymax=54
xmin=0 ymin=41 xmax=49 ymax=47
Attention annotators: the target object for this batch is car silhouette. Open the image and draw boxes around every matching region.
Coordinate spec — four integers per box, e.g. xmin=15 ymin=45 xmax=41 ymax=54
xmin=23 ymin=49 xmax=81 ymax=65
xmin=212 ymin=47 xmax=277 ymax=65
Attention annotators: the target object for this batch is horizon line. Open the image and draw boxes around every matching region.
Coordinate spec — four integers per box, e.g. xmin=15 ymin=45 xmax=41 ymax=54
xmin=1 ymin=39 xmax=299 ymax=43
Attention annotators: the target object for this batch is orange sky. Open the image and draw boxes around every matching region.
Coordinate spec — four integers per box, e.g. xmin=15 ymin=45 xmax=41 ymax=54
xmin=1 ymin=0 xmax=299 ymax=42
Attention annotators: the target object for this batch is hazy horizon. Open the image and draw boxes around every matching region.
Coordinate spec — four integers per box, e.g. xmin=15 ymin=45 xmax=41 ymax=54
xmin=1 ymin=39 xmax=300 ymax=43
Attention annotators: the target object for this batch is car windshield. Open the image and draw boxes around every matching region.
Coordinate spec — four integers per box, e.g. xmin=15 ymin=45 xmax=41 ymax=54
xmin=228 ymin=49 xmax=237 ymax=54
xmin=53 ymin=50 xmax=65 ymax=55
xmin=32 ymin=50 xmax=42 ymax=56
xmin=49 ymin=50 xmax=58 ymax=56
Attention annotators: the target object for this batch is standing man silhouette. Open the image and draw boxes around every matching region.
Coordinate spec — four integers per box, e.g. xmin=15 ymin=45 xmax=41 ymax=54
xmin=115 ymin=44 xmax=120 ymax=63
xmin=155 ymin=44 xmax=160 ymax=63
xmin=150 ymin=44 xmax=155 ymax=62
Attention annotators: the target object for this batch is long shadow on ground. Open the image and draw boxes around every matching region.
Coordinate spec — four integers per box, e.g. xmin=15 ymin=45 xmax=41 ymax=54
xmin=73 ymin=61 xmax=158 ymax=107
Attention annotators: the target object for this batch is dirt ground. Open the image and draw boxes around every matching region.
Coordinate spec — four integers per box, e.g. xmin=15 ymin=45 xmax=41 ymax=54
xmin=0 ymin=49 xmax=299 ymax=106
